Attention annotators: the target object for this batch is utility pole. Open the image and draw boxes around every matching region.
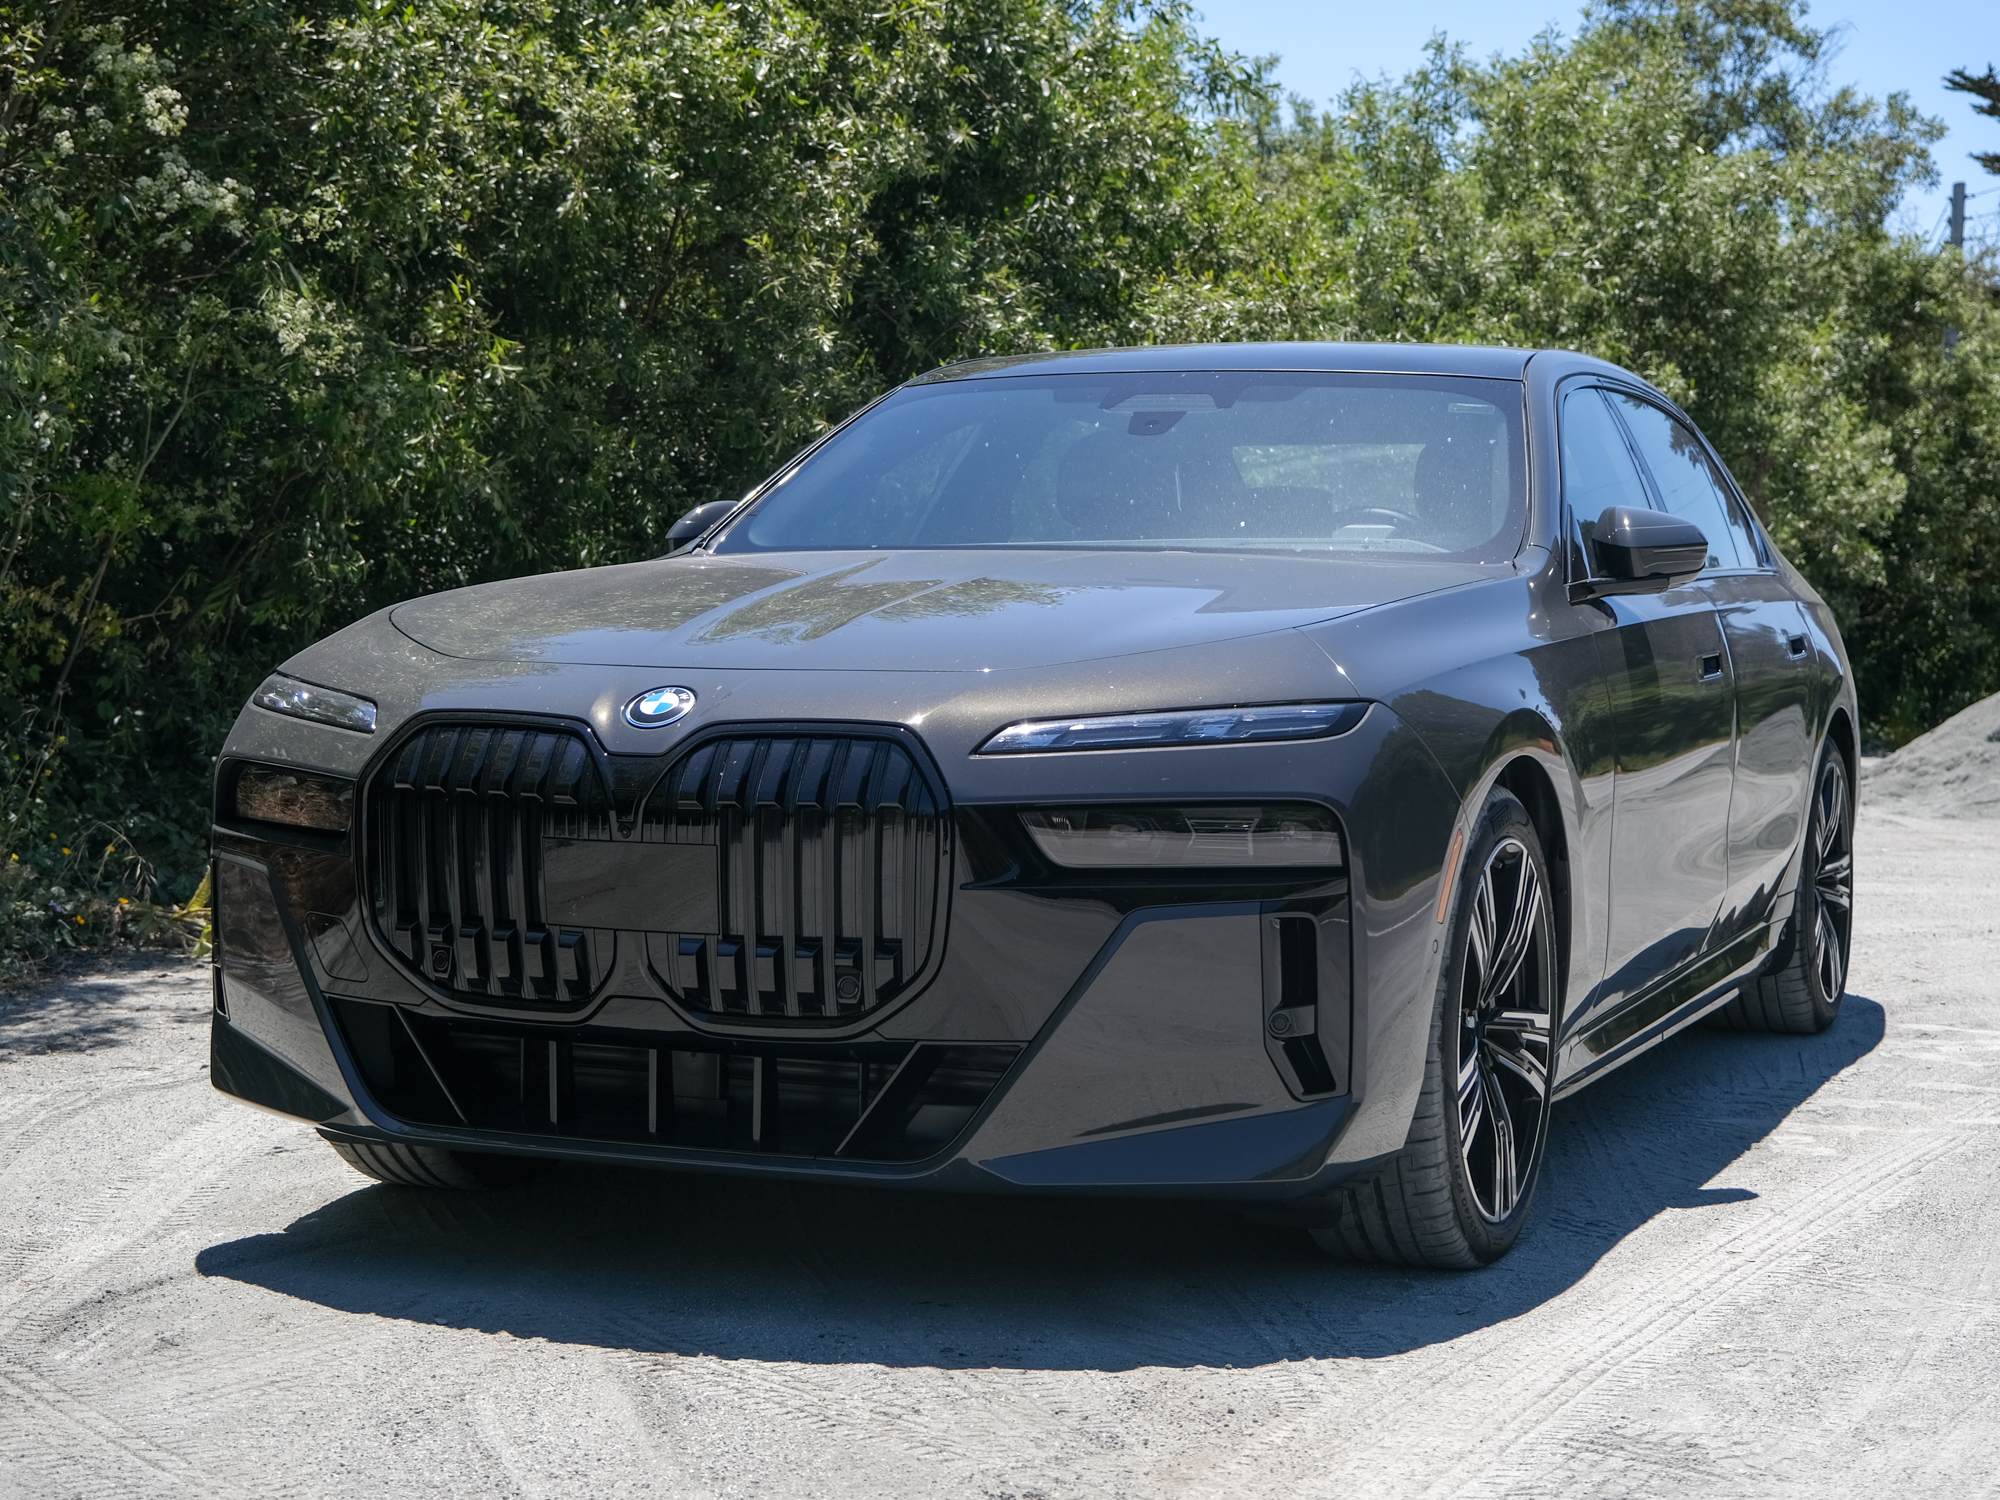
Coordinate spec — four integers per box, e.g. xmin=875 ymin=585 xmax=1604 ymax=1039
xmin=1945 ymin=182 xmax=1967 ymax=355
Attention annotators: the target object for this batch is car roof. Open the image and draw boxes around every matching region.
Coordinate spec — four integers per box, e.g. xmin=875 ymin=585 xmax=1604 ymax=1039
xmin=909 ymin=342 xmax=1544 ymax=384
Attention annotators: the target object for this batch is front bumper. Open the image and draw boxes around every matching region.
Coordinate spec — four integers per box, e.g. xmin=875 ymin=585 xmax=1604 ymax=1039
xmin=211 ymin=700 xmax=1460 ymax=1201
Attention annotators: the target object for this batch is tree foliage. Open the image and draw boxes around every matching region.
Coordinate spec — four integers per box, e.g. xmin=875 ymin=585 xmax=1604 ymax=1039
xmin=1944 ymin=65 xmax=2000 ymax=176
xmin=0 ymin=0 xmax=1995 ymax=904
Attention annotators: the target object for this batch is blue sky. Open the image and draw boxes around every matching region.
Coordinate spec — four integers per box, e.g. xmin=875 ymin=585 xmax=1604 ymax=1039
xmin=1192 ymin=0 xmax=1997 ymax=246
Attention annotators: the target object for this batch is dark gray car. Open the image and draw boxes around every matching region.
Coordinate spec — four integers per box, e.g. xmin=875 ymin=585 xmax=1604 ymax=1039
xmin=209 ymin=342 xmax=1856 ymax=1268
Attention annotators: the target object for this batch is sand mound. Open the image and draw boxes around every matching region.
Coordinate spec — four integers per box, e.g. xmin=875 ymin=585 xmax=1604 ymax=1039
xmin=1860 ymin=691 xmax=2000 ymax=819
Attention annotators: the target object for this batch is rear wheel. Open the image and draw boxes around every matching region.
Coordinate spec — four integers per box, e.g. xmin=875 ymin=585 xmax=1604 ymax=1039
xmin=1710 ymin=742 xmax=1852 ymax=1035
xmin=1310 ymin=790 xmax=1559 ymax=1269
xmin=325 ymin=1138 xmax=541 ymax=1189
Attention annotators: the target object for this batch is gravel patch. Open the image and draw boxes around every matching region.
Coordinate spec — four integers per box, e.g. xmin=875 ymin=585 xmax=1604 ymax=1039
xmin=1861 ymin=691 xmax=2000 ymax=819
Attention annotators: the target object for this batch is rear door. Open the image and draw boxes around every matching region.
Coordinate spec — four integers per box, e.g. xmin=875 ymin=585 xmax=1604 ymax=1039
xmin=1560 ymin=386 xmax=1735 ymax=1030
xmin=1607 ymin=393 xmax=1815 ymax=949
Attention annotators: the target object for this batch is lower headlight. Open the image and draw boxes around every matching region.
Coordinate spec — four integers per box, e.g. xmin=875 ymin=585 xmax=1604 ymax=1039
xmin=231 ymin=764 xmax=354 ymax=833
xmin=1020 ymin=804 xmax=1343 ymax=869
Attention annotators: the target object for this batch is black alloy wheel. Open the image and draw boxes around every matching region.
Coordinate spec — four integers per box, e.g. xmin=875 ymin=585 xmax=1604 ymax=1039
xmin=1803 ymin=752 xmax=1855 ymax=1003
xmin=1453 ymin=834 xmax=1558 ymax=1225
xmin=1712 ymin=740 xmax=1853 ymax=1036
xmin=1309 ymin=788 xmax=1559 ymax=1268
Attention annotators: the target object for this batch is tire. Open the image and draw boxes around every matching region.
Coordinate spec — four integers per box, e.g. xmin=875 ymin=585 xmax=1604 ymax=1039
xmin=325 ymin=1138 xmax=541 ymax=1189
xmin=1310 ymin=789 xmax=1560 ymax=1269
xmin=1709 ymin=741 xmax=1853 ymax=1036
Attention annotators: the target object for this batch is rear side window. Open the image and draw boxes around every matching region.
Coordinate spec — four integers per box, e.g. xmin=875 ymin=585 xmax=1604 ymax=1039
xmin=1608 ymin=395 xmax=1758 ymax=571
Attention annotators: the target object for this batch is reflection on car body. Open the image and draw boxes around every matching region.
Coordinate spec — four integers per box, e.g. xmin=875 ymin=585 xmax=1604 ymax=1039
xmin=209 ymin=343 xmax=1857 ymax=1268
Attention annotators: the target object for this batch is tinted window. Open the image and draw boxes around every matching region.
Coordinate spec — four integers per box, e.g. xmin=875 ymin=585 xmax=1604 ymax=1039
xmin=1560 ymin=388 xmax=1651 ymax=577
xmin=717 ymin=372 xmax=1527 ymax=559
xmin=1608 ymin=394 xmax=1756 ymax=571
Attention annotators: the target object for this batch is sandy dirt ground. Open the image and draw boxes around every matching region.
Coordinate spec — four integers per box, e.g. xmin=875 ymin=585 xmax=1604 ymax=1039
xmin=2 ymin=802 xmax=1996 ymax=1499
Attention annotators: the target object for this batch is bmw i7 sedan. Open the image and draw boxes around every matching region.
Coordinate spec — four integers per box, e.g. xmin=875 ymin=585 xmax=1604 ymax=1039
xmin=209 ymin=343 xmax=1856 ymax=1268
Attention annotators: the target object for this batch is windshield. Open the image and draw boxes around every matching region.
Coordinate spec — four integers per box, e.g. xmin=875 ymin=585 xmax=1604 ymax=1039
xmin=716 ymin=371 xmax=1526 ymax=559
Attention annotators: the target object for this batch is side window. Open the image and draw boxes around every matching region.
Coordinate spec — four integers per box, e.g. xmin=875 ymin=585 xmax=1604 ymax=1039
xmin=1607 ymin=395 xmax=1756 ymax=571
xmin=1559 ymin=387 xmax=1651 ymax=576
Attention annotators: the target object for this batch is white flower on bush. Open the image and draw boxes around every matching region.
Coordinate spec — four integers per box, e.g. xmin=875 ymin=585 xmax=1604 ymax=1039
xmin=140 ymin=84 xmax=187 ymax=137
xmin=132 ymin=153 xmax=247 ymax=242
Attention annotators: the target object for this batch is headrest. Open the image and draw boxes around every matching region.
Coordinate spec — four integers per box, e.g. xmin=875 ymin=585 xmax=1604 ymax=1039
xmin=1413 ymin=431 xmax=1496 ymax=543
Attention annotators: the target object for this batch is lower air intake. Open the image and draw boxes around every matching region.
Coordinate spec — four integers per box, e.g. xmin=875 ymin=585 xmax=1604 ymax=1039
xmin=330 ymin=998 xmax=1015 ymax=1162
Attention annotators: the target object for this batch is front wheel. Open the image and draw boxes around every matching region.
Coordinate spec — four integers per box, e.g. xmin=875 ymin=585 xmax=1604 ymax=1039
xmin=1310 ymin=789 xmax=1559 ymax=1269
xmin=1711 ymin=742 xmax=1853 ymax=1035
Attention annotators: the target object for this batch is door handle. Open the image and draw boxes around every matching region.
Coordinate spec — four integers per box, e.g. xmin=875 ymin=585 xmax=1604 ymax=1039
xmin=1699 ymin=653 xmax=1724 ymax=681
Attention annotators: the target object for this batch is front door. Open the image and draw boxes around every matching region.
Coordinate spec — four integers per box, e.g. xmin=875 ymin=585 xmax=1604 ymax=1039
xmin=1594 ymin=589 xmax=1736 ymax=1006
xmin=1559 ymin=385 xmax=1735 ymax=1029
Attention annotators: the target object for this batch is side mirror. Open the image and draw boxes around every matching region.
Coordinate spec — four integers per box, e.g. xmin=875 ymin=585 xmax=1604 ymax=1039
xmin=1571 ymin=505 xmax=1707 ymax=602
xmin=663 ymin=500 xmax=742 ymax=554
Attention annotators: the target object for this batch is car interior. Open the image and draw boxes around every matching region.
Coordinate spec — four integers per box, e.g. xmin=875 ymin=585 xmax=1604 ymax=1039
xmin=733 ymin=372 xmax=1527 ymax=558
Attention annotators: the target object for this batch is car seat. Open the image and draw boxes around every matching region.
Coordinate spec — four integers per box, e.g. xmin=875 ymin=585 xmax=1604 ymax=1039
xmin=1412 ymin=428 xmax=1499 ymax=549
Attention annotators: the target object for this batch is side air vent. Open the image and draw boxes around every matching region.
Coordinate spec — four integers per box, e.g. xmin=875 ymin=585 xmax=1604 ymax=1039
xmin=366 ymin=724 xmax=614 ymax=1007
xmin=1261 ymin=908 xmax=1348 ymax=1099
xmin=638 ymin=734 xmax=947 ymax=1024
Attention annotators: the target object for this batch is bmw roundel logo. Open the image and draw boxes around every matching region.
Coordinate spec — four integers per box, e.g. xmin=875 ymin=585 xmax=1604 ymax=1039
xmin=624 ymin=686 xmax=697 ymax=729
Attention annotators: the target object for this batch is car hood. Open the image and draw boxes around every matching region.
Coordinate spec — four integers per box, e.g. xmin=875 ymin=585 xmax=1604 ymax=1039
xmin=389 ymin=549 xmax=1496 ymax=672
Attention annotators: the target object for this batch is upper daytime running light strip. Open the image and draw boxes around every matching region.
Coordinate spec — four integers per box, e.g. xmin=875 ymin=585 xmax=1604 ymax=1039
xmin=251 ymin=674 xmax=378 ymax=734
xmin=977 ymin=701 xmax=1365 ymax=755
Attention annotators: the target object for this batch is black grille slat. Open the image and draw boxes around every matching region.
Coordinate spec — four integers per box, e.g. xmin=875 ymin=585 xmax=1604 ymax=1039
xmin=368 ymin=724 xmax=615 ymax=1007
xmin=640 ymin=731 xmax=944 ymax=1026
xmin=367 ymin=724 xmax=944 ymax=1025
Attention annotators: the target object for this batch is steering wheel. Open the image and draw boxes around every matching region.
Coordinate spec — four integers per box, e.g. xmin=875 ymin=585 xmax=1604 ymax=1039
xmin=1327 ymin=507 xmax=1419 ymax=530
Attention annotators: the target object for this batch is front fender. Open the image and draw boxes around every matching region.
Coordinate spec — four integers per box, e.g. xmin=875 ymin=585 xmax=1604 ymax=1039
xmin=1298 ymin=568 xmax=1619 ymax=1067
